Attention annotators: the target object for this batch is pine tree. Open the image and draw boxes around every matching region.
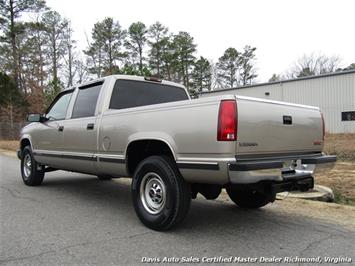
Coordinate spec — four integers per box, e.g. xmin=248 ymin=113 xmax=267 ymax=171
xmin=172 ymin=31 xmax=196 ymax=89
xmin=0 ymin=0 xmax=46 ymax=90
xmin=84 ymin=17 xmax=125 ymax=77
xmin=239 ymin=45 xmax=257 ymax=85
xmin=148 ymin=22 xmax=169 ymax=77
xmin=42 ymin=10 xmax=69 ymax=100
xmin=192 ymin=56 xmax=212 ymax=92
xmin=217 ymin=47 xmax=240 ymax=88
xmin=125 ymin=21 xmax=147 ymax=75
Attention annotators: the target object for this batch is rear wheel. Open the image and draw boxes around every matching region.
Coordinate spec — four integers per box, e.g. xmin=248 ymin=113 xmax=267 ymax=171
xmin=226 ymin=188 xmax=272 ymax=209
xmin=131 ymin=156 xmax=191 ymax=231
xmin=21 ymin=146 xmax=45 ymax=186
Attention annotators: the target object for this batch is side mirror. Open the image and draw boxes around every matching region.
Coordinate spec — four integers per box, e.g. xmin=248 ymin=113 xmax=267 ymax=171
xmin=27 ymin=114 xmax=43 ymax=123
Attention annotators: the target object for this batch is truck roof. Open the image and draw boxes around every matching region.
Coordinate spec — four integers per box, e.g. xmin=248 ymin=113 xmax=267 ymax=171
xmin=64 ymin=75 xmax=186 ymax=91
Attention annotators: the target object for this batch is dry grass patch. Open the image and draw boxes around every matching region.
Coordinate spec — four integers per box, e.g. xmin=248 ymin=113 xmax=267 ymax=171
xmin=323 ymin=133 xmax=355 ymax=161
xmin=319 ymin=134 xmax=355 ymax=205
xmin=314 ymin=162 xmax=355 ymax=205
xmin=0 ymin=140 xmax=18 ymax=151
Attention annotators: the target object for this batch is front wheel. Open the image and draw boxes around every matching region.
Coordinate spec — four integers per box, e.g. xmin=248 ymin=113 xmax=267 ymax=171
xmin=21 ymin=146 xmax=45 ymax=186
xmin=131 ymin=156 xmax=191 ymax=231
xmin=226 ymin=188 xmax=273 ymax=209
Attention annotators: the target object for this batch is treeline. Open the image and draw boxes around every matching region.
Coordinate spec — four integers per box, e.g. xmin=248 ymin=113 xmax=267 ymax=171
xmin=1 ymin=0 xmax=354 ymax=126
xmin=0 ymin=0 xmax=258 ymax=123
xmin=269 ymin=53 xmax=354 ymax=82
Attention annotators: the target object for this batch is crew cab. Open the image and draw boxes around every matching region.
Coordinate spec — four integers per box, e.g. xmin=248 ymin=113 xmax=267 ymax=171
xmin=18 ymin=75 xmax=336 ymax=230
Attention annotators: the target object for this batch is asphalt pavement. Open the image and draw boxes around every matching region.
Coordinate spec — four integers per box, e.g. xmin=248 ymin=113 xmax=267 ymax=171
xmin=0 ymin=153 xmax=354 ymax=265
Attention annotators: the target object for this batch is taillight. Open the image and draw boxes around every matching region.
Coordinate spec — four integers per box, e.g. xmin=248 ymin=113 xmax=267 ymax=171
xmin=321 ymin=112 xmax=325 ymax=141
xmin=217 ymin=100 xmax=237 ymax=141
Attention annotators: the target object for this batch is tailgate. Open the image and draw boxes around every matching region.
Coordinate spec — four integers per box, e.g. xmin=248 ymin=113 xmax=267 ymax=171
xmin=236 ymin=96 xmax=323 ymax=156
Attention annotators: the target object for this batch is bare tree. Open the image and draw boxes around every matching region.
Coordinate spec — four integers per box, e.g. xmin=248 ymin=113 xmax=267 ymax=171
xmin=75 ymin=58 xmax=89 ymax=84
xmin=286 ymin=53 xmax=342 ymax=78
xmin=210 ymin=61 xmax=223 ymax=90
xmin=63 ymin=22 xmax=76 ymax=87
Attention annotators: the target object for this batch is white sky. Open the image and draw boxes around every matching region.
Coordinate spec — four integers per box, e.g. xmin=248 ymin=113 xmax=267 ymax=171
xmin=46 ymin=0 xmax=355 ymax=82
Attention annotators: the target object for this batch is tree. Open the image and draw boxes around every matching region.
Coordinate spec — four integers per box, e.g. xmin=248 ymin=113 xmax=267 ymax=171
xmin=125 ymin=21 xmax=147 ymax=75
xmin=343 ymin=63 xmax=355 ymax=71
xmin=74 ymin=58 xmax=89 ymax=84
xmin=210 ymin=61 xmax=223 ymax=90
xmin=269 ymin=73 xmax=281 ymax=82
xmin=172 ymin=31 xmax=196 ymax=89
xmin=42 ymin=10 xmax=68 ymax=99
xmin=148 ymin=21 xmax=169 ymax=77
xmin=0 ymin=72 xmax=27 ymax=138
xmin=159 ymin=37 xmax=176 ymax=81
xmin=29 ymin=19 xmax=47 ymax=88
xmin=239 ymin=45 xmax=257 ymax=85
xmin=287 ymin=53 xmax=342 ymax=78
xmin=63 ymin=22 xmax=76 ymax=87
xmin=84 ymin=17 xmax=125 ymax=77
xmin=192 ymin=56 xmax=211 ymax=92
xmin=18 ymin=19 xmax=48 ymax=112
xmin=216 ymin=47 xmax=240 ymax=88
xmin=0 ymin=0 xmax=46 ymax=90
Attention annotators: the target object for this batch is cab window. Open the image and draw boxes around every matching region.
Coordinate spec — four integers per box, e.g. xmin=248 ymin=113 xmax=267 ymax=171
xmin=71 ymin=82 xmax=103 ymax=118
xmin=46 ymin=91 xmax=73 ymax=120
xmin=109 ymin=80 xmax=188 ymax=110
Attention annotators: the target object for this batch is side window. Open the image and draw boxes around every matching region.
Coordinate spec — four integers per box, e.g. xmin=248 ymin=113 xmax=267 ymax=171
xmin=72 ymin=82 xmax=103 ymax=118
xmin=109 ymin=80 xmax=188 ymax=110
xmin=46 ymin=91 xmax=73 ymax=120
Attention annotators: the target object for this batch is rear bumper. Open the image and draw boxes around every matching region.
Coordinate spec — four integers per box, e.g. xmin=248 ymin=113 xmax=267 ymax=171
xmin=228 ymin=154 xmax=336 ymax=185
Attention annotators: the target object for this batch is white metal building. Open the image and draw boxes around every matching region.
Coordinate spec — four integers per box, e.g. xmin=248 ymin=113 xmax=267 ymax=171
xmin=200 ymin=70 xmax=355 ymax=133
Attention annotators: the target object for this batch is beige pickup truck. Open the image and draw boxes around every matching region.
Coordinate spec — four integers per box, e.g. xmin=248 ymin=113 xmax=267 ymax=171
xmin=18 ymin=75 xmax=336 ymax=230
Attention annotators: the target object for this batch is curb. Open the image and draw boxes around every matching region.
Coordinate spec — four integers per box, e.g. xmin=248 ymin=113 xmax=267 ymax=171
xmin=277 ymin=185 xmax=334 ymax=202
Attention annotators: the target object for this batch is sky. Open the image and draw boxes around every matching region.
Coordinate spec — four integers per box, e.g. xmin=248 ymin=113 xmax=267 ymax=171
xmin=46 ymin=0 xmax=355 ymax=82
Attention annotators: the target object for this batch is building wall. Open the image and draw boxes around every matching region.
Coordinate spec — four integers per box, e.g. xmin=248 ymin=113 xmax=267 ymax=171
xmin=200 ymin=71 xmax=355 ymax=133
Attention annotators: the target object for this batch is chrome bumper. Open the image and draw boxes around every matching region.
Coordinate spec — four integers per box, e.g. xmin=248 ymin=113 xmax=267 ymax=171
xmin=228 ymin=154 xmax=336 ymax=184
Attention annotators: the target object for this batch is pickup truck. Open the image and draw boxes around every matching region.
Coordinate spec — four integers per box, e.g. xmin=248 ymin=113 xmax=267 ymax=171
xmin=18 ymin=75 xmax=336 ymax=230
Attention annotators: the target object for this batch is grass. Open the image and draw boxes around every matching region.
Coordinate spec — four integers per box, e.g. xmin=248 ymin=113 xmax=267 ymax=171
xmin=323 ymin=133 xmax=355 ymax=161
xmin=0 ymin=140 xmax=18 ymax=151
xmin=333 ymin=189 xmax=355 ymax=206
xmin=314 ymin=134 xmax=355 ymax=205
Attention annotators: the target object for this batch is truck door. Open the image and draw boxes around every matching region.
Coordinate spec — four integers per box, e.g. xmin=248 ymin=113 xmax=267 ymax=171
xmin=60 ymin=81 xmax=104 ymax=174
xmin=32 ymin=90 xmax=74 ymax=168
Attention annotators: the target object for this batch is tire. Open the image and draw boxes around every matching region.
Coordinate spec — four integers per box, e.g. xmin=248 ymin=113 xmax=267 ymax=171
xmin=226 ymin=188 xmax=272 ymax=209
xmin=131 ymin=155 xmax=191 ymax=231
xmin=97 ymin=175 xmax=112 ymax=180
xmin=20 ymin=146 xmax=45 ymax=186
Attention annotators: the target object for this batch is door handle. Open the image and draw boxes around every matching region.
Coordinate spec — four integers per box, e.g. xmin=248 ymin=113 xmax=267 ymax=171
xmin=87 ymin=123 xmax=94 ymax=130
xmin=58 ymin=126 xmax=64 ymax=132
xmin=283 ymin=115 xmax=292 ymax=125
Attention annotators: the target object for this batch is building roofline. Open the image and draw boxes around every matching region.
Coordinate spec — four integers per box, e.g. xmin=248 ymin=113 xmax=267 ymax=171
xmin=199 ymin=69 xmax=355 ymax=94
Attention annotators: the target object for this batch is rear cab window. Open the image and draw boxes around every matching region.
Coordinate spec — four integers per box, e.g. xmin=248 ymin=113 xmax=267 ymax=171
xmin=72 ymin=81 xmax=103 ymax=118
xmin=109 ymin=79 xmax=189 ymax=110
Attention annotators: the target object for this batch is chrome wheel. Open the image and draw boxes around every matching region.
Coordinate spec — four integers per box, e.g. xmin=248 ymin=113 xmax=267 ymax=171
xmin=140 ymin=172 xmax=166 ymax=215
xmin=23 ymin=154 xmax=32 ymax=180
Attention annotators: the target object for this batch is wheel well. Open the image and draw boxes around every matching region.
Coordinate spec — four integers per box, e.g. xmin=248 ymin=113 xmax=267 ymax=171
xmin=126 ymin=140 xmax=175 ymax=176
xmin=20 ymin=139 xmax=31 ymax=151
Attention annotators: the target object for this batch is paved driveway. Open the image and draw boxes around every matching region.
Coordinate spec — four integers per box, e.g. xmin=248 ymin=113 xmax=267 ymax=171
xmin=0 ymin=154 xmax=354 ymax=265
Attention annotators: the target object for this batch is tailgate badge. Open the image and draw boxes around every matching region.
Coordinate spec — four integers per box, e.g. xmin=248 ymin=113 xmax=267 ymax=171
xmin=239 ymin=142 xmax=258 ymax=147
